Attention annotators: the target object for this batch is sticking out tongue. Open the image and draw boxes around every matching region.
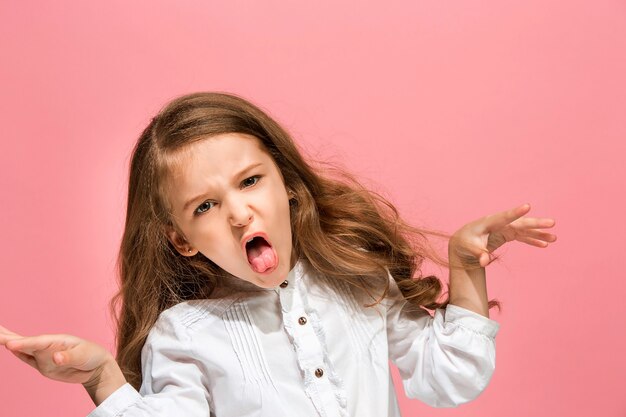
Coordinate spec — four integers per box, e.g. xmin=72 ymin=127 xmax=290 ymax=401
xmin=246 ymin=237 xmax=278 ymax=273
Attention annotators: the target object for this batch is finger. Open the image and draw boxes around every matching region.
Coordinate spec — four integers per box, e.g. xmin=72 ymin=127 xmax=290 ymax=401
xmin=516 ymin=235 xmax=550 ymax=247
xmin=10 ymin=350 xmax=38 ymax=368
xmin=0 ymin=325 xmax=22 ymax=337
xmin=479 ymin=252 xmax=493 ymax=267
xmin=0 ymin=324 xmax=14 ymax=333
xmin=5 ymin=335 xmax=68 ymax=355
xmin=523 ymin=229 xmax=558 ymax=243
xmin=514 ymin=217 xmax=557 ymax=230
xmin=482 ymin=203 xmax=532 ymax=233
xmin=0 ymin=334 xmax=23 ymax=346
xmin=59 ymin=343 xmax=99 ymax=369
xmin=53 ymin=351 xmax=67 ymax=366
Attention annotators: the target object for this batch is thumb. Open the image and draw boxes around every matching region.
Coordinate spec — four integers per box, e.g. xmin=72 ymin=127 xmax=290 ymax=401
xmin=479 ymin=251 xmax=494 ymax=267
xmin=56 ymin=343 xmax=105 ymax=371
xmin=53 ymin=351 xmax=66 ymax=366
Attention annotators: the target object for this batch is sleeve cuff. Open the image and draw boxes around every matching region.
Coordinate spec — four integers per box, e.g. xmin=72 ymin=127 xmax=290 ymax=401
xmin=86 ymin=383 xmax=142 ymax=417
xmin=443 ymin=304 xmax=501 ymax=338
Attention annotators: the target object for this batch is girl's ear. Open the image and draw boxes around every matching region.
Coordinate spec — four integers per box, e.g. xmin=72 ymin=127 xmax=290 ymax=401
xmin=164 ymin=224 xmax=197 ymax=257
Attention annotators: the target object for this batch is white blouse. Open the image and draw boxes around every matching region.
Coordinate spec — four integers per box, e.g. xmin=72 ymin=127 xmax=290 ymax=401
xmin=88 ymin=259 xmax=500 ymax=417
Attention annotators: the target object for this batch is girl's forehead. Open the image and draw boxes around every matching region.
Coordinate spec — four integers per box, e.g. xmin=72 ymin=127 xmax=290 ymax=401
xmin=162 ymin=133 xmax=279 ymax=210
xmin=170 ymin=133 xmax=269 ymax=175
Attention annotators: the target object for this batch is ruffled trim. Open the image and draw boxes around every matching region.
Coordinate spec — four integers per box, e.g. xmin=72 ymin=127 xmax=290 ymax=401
xmin=281 ymin=294 xmax=328 ymax=416
xmin=296 ymin=267 xmax=348 ymax=417
xmin=305 ymin=308 xmax=348 ymax=417
xmin=278 ymin=261 xmax=348 ymax=417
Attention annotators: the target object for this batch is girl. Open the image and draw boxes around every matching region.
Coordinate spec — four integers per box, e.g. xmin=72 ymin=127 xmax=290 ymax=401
xmin=0 ymin=92 xmax=556 ymax=416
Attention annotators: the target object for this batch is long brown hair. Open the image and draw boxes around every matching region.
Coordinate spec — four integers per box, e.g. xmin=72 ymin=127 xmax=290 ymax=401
xmin=110 ymin=92 xmax=500 ymax=389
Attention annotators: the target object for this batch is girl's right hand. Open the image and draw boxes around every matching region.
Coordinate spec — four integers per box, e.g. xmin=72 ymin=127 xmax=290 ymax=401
xmin=0 ymin=324 xmax=127 ymax=405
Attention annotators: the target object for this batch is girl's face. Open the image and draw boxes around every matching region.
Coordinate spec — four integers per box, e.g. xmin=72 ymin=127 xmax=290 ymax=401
xmin=164 ymin=133 xmax=295 ymax=288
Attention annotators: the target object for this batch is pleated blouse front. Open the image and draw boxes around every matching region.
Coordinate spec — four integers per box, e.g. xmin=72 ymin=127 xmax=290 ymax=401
xmin=88 ymin=259 xmax=500 ymax=417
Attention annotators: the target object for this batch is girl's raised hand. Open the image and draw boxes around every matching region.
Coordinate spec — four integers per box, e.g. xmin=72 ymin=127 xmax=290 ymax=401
xmin=1 ymin=325 xmax=107 ymax=384
xmin=449 ymin=203 xmax=557 ymax=267
xmin=0 ymin=324 xmax=124 ymax=395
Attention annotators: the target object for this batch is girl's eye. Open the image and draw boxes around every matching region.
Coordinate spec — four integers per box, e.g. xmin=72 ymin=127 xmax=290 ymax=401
xmin=194 ymin=201 xmax=215 ymax=216
xmin=241 ymin=175 xmax=261 ymax=188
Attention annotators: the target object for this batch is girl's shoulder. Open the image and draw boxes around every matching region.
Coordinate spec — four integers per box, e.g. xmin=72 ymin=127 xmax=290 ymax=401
xmin=155 ymin=270 xmax=276 ymax=331
xmin=142 ymin=291 xmax=271 ymax=354
xmin=153 ymin=293 xmax=244 ymax=334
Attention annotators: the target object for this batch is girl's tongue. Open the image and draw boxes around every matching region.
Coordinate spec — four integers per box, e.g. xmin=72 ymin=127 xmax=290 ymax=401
xmin=246 ymin=237 xmax=278 ymax=273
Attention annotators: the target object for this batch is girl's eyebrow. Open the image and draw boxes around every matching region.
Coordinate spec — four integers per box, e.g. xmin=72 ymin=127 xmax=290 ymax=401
xmin=182 ymin=162 xmax=264 ymax=212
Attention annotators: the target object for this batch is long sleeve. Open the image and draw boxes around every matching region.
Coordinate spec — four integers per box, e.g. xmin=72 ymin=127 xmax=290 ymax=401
xmin=385 ymin=275 xmax=500 ymax=408
xmin=87 ymin=309 xmax=211 ymax=417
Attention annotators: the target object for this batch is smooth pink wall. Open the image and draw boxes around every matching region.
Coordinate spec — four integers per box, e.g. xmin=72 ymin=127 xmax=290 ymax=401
xmin=1 ymin=1 xmax=624 ymax=416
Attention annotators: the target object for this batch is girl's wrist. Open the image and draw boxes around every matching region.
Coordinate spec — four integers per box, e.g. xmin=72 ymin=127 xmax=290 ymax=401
xmin=448 ymin=240 xmax=482 ymax=270
xmin=83 ymin=354 xmax=127 ymax=406
xmin=447 ymin=247 xmax=489 ymax=317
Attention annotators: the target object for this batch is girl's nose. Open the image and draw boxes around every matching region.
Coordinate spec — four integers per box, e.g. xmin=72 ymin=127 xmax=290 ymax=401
xmin=228 ymin=199 xmax=254 ymax=227
xmin=231 ymin=213 xmax=253 ymax=227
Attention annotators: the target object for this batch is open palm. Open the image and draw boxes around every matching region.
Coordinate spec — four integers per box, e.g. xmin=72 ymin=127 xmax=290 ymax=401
xmin=450 ymin=203 xmax=557 ymax=267
xmin=0 ymin=324 xmax=112 ymax=385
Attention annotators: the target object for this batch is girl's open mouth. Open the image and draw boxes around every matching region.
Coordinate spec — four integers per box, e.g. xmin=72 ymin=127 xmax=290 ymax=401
xmin=245 ymin=235 xmax=278 ymax=274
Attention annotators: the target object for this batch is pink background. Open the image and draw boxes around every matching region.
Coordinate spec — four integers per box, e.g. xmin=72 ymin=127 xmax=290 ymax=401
xmin=1 ymin=1 xmax=625 ymax=416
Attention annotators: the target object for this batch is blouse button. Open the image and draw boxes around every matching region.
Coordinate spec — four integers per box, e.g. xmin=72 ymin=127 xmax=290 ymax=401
xmin=298 ymin=316 xmax=307 ymax=325
xmin=279 ymin=280 xmax=288 ymax=288
xmin=315 ymin=368 xmax=324 ymax=378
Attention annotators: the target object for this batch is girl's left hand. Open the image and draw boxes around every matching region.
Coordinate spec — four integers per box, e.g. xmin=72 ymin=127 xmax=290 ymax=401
xmin=449 ymin=203 xmax=557 ymax=268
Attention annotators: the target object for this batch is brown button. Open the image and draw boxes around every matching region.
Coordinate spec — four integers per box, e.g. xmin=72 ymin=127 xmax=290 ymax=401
xmin=279 ymin=280 xmax=288 ymax=288
xmin=298 ymin=316 xmax=307 ymax=325
xmin=315 ymin=368 xmax=324 ymax=378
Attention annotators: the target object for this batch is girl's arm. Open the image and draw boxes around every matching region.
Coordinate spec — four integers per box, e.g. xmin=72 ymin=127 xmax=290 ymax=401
xmin=386 ymin=204 xmax=555 ymax=407
xmin=447 ymin=251 xmax=490 ymax=317
xmin=85 ymin=309 xmax=211 ymax=417
xmin=1 ymin=320 xmax=211 ymax=416
xmin=385 ymin=275 xmax=500 ymax=408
